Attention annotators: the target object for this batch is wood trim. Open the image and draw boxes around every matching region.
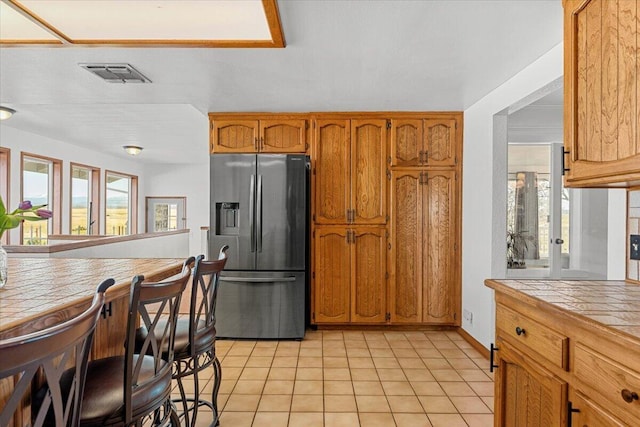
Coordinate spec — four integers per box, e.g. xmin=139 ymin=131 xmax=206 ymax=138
xmin=0 ymin=147 xmax=10 ymax=245
xmin=456 ymin=327 xmax=490 ymax=359
xmin=210 ymin=112 xmax=464 ymax=120
xmin=3 ymin=229 xmax=188 ymax=253
xmin=1 ymin=0 xmax=286 ymax=48
xmin=315 ymin=324 xmax=458 ymax=331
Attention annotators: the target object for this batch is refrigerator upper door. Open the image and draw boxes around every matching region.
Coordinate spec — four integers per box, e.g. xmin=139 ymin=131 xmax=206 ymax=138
xmin=256 ymin=154 xmax=308 ymax=271
xmin=210 ymin=154 xmax=256 ymax=270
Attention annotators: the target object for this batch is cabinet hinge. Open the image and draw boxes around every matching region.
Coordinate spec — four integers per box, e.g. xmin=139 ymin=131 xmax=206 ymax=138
xmin=453 ymin=312 xmax=457 ymax=320
xmin=385 ymin=215 xmax=389 ymax=223
xmin=386 ymin=170 xmax=391 ymax=180
xmin=386 ymin=120 xmax=392 ymax=129
xmin=312 ymin=120 xmax=316 ymax=129
xmin=387 ymin=156 xmax=392 ymax=164
xmin=312 ymin=228 xmax=316 ymax=236
xmin=305 ymin=120 xmax=309 ymax=129
xmin=385 ymin=313 xmax=391 ymax=321
xmin=385 ymin=229 xmax=389 ymax=238
xmin=306 ymin=143 xmax=309 ymax=150
xmin=388 ymin=243 xmax=391 ymax=250
xmin=385 ymin=272 xmax=389 ymax=280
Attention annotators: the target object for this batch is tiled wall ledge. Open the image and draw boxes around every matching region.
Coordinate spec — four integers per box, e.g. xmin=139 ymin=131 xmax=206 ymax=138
xmin=4 ymin=229 xmax=190 ymax=259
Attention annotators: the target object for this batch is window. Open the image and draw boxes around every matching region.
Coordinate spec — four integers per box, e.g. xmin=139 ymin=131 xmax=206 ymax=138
xmin=0 ymin=148 xmax=9 ymax=244
xmin=70 ymin=163 xmax=100 ymax=235
xmin=21 ymin=153 xmax=62 ymax=245
xmin=105 ymin=171 xmax=137 ymax=235
xmin=146 ymin=197 xmax=186 ymax=232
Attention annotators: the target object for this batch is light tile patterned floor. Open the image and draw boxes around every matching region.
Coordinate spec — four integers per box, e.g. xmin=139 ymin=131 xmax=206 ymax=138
xmin=173 ymin=330 xmax=494 ymax=427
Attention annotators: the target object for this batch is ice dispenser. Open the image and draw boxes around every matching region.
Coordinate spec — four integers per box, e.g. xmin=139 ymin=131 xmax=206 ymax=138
xmin=216 ymin=202 xmax=239 ymax=235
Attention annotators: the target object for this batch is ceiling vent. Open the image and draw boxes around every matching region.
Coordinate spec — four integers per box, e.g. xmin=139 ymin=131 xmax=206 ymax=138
xmin=80 ymin=63 xmax=151 ymax=83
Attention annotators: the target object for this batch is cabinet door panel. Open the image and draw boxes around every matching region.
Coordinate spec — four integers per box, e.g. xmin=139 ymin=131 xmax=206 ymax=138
xmin=314 ymin=227 xmax=350 ymax=323
xmin=314 ymin=120 xmax=350 ymax=224
xmin=211 ymin=120 xmax=259 ymax=153
xmin=351 ymin=119 xmax=388 ymax=224
xmin=565 ymin=0 xmax=640 ymax=186
xmin=261 ymin=119 xmax=306 ymax=153
xmin=424 ymin=119 xmax=457 ymax=166
xmin=391 ymin=119 xmax=422 ymax=167
xmin=351 ymin=226 xmax=386 ymax=323
xmin=423 ymin=170 xmax=456 ymax=323
xmin=569 ymin=389 xmax=626 ymax=427
xmin=495 ymin=341 xmax=567 ymax=427
xmin=390 ymin=171 xmax=423 ymax=323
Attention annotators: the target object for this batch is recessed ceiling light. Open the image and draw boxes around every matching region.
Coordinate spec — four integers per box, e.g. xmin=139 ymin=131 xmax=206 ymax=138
xmin=0 ymin=107 xmax=16 ymax=120
xmin=123 ymin=145 xmax=143 ymax=156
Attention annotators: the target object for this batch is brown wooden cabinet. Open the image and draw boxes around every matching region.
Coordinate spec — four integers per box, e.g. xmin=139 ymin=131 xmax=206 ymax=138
xmin=313 ymin=118 xmax=387 ymax=225
xmin=389 ymin=169 xmax=457 ymax=324
xmin=313 ymin=225 xmax=386 ymax=324
xmin=210 ymin=117 xmax=307 ymax=153
xmin=494 ymin=339 xmax=568 ymax=427
xmin=569 ymin=388 xmax=626 ymax=427
xmin=563 ymin=0 xmax=640 ymax=187
xmin=390 ymin=117 xmax=459 ymax=167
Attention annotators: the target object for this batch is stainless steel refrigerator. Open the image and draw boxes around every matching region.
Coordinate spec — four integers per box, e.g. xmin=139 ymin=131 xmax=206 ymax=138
xmin=210 ymin=154 xmax=308 ymax=339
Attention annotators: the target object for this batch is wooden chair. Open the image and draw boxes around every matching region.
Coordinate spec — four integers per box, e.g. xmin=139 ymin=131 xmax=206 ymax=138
xmin=172 ymin=245 xmax=229 ymax=427
xmin=77 ymin=263 xmax=191 ymax=426
xmin=0 ymin=279 xmax=114 ymax=427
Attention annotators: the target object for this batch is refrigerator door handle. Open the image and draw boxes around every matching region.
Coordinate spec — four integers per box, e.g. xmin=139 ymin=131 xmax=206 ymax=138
xmin=220 ymin=276 xmax=297 ymax=283
xmin=249 ymin=174 xmax=256 ymax=252
xmin=257 ymin=174 xmax=263 ymax=252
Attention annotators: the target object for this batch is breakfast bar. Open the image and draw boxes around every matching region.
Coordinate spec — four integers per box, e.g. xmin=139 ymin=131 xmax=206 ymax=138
xmin=0 ymin=257 xmax=184 ymax=427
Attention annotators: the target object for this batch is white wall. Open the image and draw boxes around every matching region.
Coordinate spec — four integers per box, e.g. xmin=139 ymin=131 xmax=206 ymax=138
xmin=0 ymin=126 xmax=146 ymax=242
xmin=462 ymin=43 xmax=565 ymax=348
xmin=462 ymin=42 xmax=626 ymax=349
xmin=144 ymin=162 xmax=209 ymax=257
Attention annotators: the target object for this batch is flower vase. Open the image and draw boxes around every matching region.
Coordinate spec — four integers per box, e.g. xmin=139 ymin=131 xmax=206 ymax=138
xmin=0 ymin=243 xmax=7 ymax=289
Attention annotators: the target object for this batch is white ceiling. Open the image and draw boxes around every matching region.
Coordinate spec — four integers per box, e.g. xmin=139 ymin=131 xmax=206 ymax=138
xmin=0 ymin=0 xmax=564 ymax=165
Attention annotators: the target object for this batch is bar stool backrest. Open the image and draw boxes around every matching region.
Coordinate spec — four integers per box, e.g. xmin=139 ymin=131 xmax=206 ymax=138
xmin=0 ymin=279 xmax=114 ymax=427
xmin=188 ymin=245 xmax=229 ymax=357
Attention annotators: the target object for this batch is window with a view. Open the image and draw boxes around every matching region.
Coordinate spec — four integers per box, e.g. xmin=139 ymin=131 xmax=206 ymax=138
xmin=0 ymin=148 xmax=9 ymax=244
xmin=71 ymin=164 xmax=100 ymax=235
xmin=21 ymin=154 xmax=61 ymax=245
xmin=105 ymin=171 xmax=137 ymax=235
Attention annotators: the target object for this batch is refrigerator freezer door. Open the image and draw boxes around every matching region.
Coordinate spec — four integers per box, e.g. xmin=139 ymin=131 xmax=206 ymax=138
xmin=256 ymin=154 xmax=307 ymax=271
xmin=210 ymin=154 xmax=256 ymax=270
xmin=215 ymin=271 xmax=306 ymax=339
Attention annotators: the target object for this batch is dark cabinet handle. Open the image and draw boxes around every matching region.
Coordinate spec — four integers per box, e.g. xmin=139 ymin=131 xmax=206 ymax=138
xmin=568 ymin=401 xmax=580 ymax=427
xmin=489 ymin=343 xmax=499 ymax=373
xmin=515 ymin=326 xmax=526 ymax=336
xmin=621 ymin=389 xmax=639 ymax=403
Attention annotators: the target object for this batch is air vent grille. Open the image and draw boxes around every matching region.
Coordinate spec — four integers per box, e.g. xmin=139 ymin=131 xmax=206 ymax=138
xmin=80 ymin=63 xmax=151 ymax=83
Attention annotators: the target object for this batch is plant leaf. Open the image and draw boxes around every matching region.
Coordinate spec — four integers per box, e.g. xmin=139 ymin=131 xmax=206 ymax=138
xmin=0 ymin=197 xmax=5 ymax=217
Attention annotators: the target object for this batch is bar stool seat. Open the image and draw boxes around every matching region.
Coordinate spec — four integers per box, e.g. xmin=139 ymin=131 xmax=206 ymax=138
xmin=78 ymin=262 xmax=192 ymax=427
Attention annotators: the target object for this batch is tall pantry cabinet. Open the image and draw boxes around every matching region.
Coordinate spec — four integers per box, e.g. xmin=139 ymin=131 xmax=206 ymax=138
xmin=312 ymin=118 xmax=389 ymax=324
xmin=389 ymin=117 xmax=461 ymax=324
xmin=312 ymin=113 xmax=462 ymax=326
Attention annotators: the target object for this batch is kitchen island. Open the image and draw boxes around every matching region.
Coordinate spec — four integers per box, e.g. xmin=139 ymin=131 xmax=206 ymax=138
xmin=486 ymin=278 xmax=640 ymax=426
xmin=0 ymin=257 xmax=184 ymax=427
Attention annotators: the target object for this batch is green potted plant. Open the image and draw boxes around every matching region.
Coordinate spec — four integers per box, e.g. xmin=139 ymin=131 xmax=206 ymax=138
xmin=506 ymin=229 xmax=534 ymax=269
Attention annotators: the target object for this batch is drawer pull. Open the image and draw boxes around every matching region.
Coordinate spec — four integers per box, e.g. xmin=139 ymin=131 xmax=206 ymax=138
xmin=515 ymin=326 xmax=526 ymax=336
xmin=621 ymin=389 xmax=639 ymax=403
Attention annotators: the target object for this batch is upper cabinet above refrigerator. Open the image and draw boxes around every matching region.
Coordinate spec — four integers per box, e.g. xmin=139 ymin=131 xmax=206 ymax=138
xmin=209 ymin=115 xmax=308 ymax=154
xmin=563 ymin=0 xmax=640 ymax=188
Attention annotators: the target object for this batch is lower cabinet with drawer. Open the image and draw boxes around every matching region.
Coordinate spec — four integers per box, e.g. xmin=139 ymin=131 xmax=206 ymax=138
xmin=490 ymin=285 xmax=640 ymax=427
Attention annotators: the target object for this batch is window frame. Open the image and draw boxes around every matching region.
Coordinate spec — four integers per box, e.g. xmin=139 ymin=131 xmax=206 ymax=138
xmin=70 ymin=162 xmax=100 ymax=235
xmin=104 ymin=170 xmax=138 ymax=235
xmin=20 ymin=152 xmax=62 ymax=244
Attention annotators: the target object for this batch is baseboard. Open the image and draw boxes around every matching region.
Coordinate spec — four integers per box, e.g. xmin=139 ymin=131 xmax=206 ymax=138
xmin=313 ymin=324 xmax=458 ymax=331
xmin=457 ymin=327 xmax=490 ymax=359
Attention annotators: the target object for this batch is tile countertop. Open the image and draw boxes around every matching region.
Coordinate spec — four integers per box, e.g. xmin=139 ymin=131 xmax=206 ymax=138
xmin=0 ymin=257 xmax=184 ymax=338
xmin=484 ymin=279 xmax=640 ymax=341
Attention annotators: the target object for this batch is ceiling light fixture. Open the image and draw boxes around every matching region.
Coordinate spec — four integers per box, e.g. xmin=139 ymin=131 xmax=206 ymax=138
xmin=0 ymin=107 xmax=16 ymax=120
xmin=123 ymin=145 xmax=143 ymax=156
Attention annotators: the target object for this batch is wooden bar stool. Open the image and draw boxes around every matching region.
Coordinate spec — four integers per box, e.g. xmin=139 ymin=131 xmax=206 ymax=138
xmin=77 ymin=262 xmax=192 ymax=426
xmin=172 ymin=246 xmax=228 ymax=427
xmin=0 ymin=279 xmax=114 ymax=427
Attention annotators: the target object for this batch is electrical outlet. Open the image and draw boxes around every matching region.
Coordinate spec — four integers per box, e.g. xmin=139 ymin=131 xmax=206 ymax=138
xmin=631 ymin=235 xmax=640 ymax=260
xmin=463 ymin=309 xmax=473 ymax=325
